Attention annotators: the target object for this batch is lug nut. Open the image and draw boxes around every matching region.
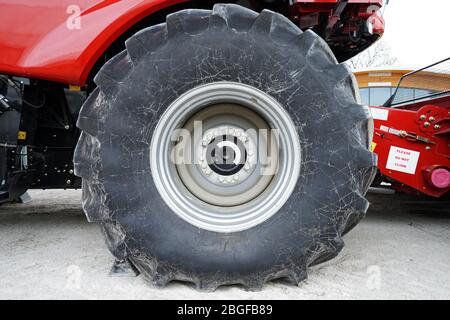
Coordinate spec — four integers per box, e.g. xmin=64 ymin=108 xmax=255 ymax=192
xmin=424 ymin=122 xmax=430 ymax=128
xmin=428 ymin=116 xmax=435 ymax=122
xmin=434 ymin=124 xmax=441 ymax=130
xmin=419 ymin=115 xmax=426 ymax=121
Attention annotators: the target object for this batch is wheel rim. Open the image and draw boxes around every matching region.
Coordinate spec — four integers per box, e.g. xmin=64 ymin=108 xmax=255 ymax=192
xmin=176 ymin=103 xmax=275 ymax=207
xmin=150 ymin=82 xmax=301 ymax=233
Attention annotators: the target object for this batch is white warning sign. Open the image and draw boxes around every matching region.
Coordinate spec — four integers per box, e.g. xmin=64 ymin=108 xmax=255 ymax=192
xmin=386 ymin=146 xmax=420 ymax=174
xmin=370 ymin=107 xmax=389 ymax=121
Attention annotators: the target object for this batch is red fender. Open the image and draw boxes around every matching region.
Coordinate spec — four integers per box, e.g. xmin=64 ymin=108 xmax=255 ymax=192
xmin=0 ymin=0 xmax=186 ymax=85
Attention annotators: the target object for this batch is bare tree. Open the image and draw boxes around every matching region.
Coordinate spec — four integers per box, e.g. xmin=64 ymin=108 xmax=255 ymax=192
xmin=346 ymin=40 xmax=398 ymax=71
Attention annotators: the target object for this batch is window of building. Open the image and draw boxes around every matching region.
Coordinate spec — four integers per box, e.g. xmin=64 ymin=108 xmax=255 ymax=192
xmin=369 ymin=87 xmax=392 ymax=106
xmin=358 ymin=87 xmax=438 ymax=106
xmin=414 ymin=88 xmax=435 ymax=100
xmin=394 ymin=88 xmax=414 ymax=103
xmin=360 ymin=88 xmax=369 ymax=105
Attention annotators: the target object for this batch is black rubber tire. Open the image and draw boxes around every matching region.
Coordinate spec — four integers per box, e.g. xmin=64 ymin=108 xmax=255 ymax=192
xmin=74 ymin=4 xmax=377 ymax=291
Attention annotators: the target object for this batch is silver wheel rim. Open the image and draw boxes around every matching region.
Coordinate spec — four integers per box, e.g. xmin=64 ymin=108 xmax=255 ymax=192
xmin=150 ymin=82 xmax=301 ymax=233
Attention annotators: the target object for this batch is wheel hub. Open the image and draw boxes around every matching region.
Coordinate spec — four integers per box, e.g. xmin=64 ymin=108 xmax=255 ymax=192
xmin=206 ymin=133 xmax=247 ymax=176
xmin=176 ymin=104 xmax=273 ymax=206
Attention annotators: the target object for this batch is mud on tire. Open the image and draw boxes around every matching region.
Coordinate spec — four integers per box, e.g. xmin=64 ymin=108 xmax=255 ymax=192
xmin=74 ymin=4 xmax=377 ymax=290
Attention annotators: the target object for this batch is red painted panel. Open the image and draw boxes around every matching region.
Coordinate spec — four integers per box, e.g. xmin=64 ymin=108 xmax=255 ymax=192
xmin=371 ymin=102 xmax=450 ymax=197
xmin=0 ymin=0 xmax=186 ymax=85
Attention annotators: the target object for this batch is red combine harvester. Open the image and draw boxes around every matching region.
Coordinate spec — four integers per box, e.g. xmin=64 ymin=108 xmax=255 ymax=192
xmin=0 ymin=0 xmax=447 ymax=290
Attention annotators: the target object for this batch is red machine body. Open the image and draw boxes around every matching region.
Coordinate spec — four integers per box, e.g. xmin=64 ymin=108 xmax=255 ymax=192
xmin=0 ymin=0 xmax=384 ymax=86
xmin=0 ymin=0 xmax=187 ymax=85
xmin=371 ymin=98 xmax=450 ymax=197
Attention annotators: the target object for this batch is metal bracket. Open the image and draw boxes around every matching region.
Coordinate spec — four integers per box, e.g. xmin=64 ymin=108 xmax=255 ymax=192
xmin=18 ymin=191 xmax=32 ymax=204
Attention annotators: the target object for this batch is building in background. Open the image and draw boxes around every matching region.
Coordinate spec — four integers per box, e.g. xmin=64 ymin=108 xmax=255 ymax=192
xmin=354 ymin=68 xmax=450 ymax=106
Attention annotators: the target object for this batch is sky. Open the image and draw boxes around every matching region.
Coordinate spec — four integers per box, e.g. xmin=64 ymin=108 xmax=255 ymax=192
xmin=381 ymin=0 xmax=450 ymax=69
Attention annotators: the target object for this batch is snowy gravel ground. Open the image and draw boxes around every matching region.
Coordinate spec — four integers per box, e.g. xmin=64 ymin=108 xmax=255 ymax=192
xmin=0 ymin=189 xmax=449 ymax=300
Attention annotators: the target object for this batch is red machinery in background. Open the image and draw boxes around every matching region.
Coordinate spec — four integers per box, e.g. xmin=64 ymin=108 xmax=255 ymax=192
xmin=370 ymin=58 xmax=450 ymax=198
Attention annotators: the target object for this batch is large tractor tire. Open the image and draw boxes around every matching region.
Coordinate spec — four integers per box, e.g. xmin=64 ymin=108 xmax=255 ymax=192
xmin=74 ymin=4 xmax=376 ymax=290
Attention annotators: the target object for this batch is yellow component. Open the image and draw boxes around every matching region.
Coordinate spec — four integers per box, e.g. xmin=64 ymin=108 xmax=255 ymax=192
xmin=370 ymin=142 xmax=377 ymax=152
xmin=18 ymin=131 xmax=27 ymax=140
xmin=69 ymin=85 xmax=81 ymax=91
